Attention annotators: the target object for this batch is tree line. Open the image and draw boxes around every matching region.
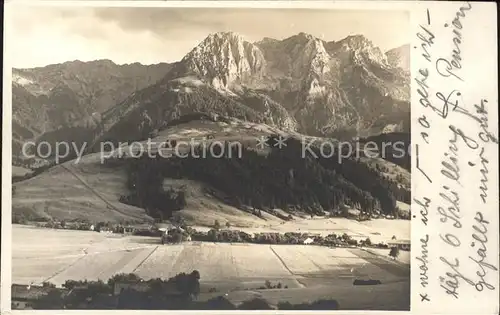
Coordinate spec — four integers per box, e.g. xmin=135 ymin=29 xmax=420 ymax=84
xmin=31 ymin=271 xmax=339 ymax=310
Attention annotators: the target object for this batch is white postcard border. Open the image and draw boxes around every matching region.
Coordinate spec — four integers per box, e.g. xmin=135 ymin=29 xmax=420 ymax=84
xmin=2 ymin=1 xmax=498 ymax=314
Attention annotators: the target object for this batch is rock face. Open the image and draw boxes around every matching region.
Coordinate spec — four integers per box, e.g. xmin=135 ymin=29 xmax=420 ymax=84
xmin=181 ymin=32 xmax=266 ymax=88
xmin=385 ymin=44 xmax=410 ymax=72
xmin=12 ymin=31 xmax=410 ymax=162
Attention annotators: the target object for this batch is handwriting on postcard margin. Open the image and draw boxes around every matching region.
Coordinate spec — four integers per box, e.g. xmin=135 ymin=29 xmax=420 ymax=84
xmin=414 ymin=2 xmax=499 ymax=303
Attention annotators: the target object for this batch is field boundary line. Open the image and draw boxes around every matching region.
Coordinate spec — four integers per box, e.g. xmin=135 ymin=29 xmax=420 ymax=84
xmin=41 ymin=252 xmax=88 ymax=285
xmin=296 ymin=250 xmax=325 ymax=271
xmin=59 ymin=164 xmax=144 ymax=220
xmin=132 ymin=246 xmax=158 ymax=273
xmin=268 ymin=245 xmax=306 ymax=288
xmin=349 ymin=248 xmax=410 ymax=278
xmin=359 ymin=248 xmax=410 ymax=269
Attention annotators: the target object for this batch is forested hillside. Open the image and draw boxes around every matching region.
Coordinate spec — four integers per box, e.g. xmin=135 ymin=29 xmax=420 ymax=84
xmin=117 ymin=136 xmax=409 ymax=221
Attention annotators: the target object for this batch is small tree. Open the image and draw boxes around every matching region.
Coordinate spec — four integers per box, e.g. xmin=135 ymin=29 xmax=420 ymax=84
xmin=225 ymin=222 xmax=231 ymax=229
xmin=264 ymin=280 xmax=272 ymax=289
xmin=341 ymin=233 xmax=350 ymax=242
xmin=214 ymin=220 xmax=221 ymax=230
xmin=392 ymin=235 xmax=397 ymax=240
xmin=365 ymin=237 xmax=372 ymax=246
xmin=389 ymin=246 xmax=400 ymax=260
xmin=107 ymin=273 xmax=142 ymax=289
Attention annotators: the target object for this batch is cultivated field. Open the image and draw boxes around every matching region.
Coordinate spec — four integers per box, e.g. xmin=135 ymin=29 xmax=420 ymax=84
xmin=12 ymin=224 xmax=410 ymax=310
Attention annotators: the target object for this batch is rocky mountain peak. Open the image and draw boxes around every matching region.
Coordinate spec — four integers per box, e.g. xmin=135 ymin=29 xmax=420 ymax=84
xmin=255 ymin=32 xmax=333 ymax=80
xmin=386 ymin=44 xmax=410 ymax=72
xmin=182 ymin=32 xmax=266 ymax=88
xmin=297 ymin=32 xmax=315 ymax=40
xmin=334 ymin=34 xmax=388 ymax=65
xmin=301 ymin=37 xmax=331 ymax=75
xmin=256 ymin=37 xmax=279 ymax=44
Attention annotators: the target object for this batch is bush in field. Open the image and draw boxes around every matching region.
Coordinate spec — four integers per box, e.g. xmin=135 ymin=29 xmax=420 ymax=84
xmin=163 ymin=228 xmax=191 ymax=243
xmin=341 ymin=233 xmax=351 ymax=242
xmin=238 ymin=297 xmax=274 ymax=310
xmin=389 ymin=246 xmax=400 ymax=260
xmin=264 ymin=280 xmax=272 ymax=289
xmin=107 ymin=273 xmax=142 ymax=289
xmin=202 ymin=296 xmax=237 ymax=310
xmin=277 ymin=299 xmax=339 ymax=310
xmin=365 ymin=237 xmax=372 ymax=246
xmin=169 ymin=229 xmax=184 ymax=243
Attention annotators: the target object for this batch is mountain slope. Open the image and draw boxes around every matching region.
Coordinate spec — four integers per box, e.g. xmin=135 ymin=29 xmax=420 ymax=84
xmin=12 ymin=60 xmax=173 ymax=161
xmin=385 ymin=44 xmax=410 ymax=72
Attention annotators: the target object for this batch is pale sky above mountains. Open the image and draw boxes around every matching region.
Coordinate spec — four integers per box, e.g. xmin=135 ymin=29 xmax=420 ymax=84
xmin=10 ymin=6 xmax=410 ymax=68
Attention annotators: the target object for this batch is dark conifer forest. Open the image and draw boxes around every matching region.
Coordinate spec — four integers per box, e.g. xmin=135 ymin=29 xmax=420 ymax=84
xmin=118 ymin=136 xmax=410 ymax=221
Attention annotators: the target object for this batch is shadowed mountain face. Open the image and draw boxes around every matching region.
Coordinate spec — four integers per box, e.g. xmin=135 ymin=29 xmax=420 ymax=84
xmin=12 ymin=32 xmax=409 ymax=163
xmin=385 ymin=44 xmax=410 ymax=73
xmin=12 ymin=60 xmax=173 ymax=161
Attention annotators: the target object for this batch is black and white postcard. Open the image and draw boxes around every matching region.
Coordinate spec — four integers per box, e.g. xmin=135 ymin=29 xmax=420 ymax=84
xmin=1 ymin=1 xmax=498 ymax=314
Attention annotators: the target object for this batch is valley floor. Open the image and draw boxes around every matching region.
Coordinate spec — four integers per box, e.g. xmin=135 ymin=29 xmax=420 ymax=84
xmin=12 ymin=224 xmax=410 ymax=310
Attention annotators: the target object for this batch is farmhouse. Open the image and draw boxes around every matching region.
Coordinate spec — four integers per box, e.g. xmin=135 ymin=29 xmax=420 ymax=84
xmin=387 ymin=239 xmax=411 ymax=251
xmin=123 ymin=226 xmax=135 ymax=234
xmin=303 ymin=237 xmax=315 ymax=245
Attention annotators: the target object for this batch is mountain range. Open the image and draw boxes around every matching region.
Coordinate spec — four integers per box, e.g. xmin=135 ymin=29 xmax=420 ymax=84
xmin=12 ymin=31 xmax=410 ymax=164
xmin=11 ymin=31 xmax=411 ymax=225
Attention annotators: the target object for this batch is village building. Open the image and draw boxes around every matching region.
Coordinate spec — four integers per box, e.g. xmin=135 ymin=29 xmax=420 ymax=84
xmin=123 ymin=226 xmax=135 ymax=234
xmin=387 ymin=239 xmax=410 ymax=251
xmin=303 ymin=237 xmax=314 ymax=245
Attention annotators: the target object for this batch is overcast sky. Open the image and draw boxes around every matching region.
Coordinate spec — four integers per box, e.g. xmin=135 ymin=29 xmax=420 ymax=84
xmin=10 ymin=6 xmax=410 ymax=68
